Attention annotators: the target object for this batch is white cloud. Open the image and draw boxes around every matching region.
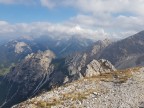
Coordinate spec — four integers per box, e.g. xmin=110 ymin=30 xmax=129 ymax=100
xmin=0 ymin=0 xmax=16 ymax=4
xmin=0 ymin=0 xmax=36 ymax=5
xmin=1 ymin=0 xmax=144 ymax=17
xmin=0 ymin=21 xmax=115 ymax=40
xmin=114 ymin=16 xmax=144 ymax=30
xmin=0 ymin=21 xmax=9 ymax=25
xmin=40 ymin=0 xmax=55 ymax=9
xmin=39 ymin=0 xmax=144 ymax=16
xmin=39 ymin=0 xmax=144 ymax=37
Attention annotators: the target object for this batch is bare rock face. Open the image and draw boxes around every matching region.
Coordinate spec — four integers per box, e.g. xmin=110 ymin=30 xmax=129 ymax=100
xmin=90 ymin=39 xmax=111 ymax=57
xmin=14 ymin=42 xmax=31 ymax=54
xmin=0 ymin=50 xmax=55 ymax=108
xmin=0 ymin=40 xmax=40 ymax=72
xmin=85 ymin=59 xmax=116 ymax=77
xmin=98 ymin=30 xmax=144 ymax=69
xmin=65 ymin=53 xmax=87 ymax=77
xmin=7 ymin=50 xmax=55 ymax=83
xmin=98 ymin=59 xmax=117 ymax=72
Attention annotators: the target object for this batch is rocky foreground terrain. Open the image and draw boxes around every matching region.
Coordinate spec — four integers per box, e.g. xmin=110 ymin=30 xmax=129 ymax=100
xmin=13 ymin=67 xmax=144 ymax=108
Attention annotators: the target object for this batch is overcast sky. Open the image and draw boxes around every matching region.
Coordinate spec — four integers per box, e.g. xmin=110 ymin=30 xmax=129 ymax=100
xmin=0 ymin=0 xmax=144 ymax=40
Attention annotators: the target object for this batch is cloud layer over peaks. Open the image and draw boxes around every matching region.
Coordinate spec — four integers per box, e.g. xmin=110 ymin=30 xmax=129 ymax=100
xmin=0 ymin=21 xmax=113 ymax=40
xmin=0 ymin=0 xmax=144 ymax=40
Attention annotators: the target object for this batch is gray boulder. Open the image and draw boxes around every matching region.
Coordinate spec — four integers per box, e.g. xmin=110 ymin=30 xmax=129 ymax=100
xmin=85 ymin=59 xmax=116 ymax=77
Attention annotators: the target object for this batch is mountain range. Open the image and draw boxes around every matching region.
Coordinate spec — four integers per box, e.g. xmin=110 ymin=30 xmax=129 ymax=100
xmin=0 ymin=30 xmax=144 ymax=107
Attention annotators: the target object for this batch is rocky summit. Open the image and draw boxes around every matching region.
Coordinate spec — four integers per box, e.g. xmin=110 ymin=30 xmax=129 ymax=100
xmin=13 ymin=67 xmax=144 ymax=108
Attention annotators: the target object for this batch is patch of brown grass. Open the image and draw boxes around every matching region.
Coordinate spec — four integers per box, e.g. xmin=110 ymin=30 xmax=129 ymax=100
xmin=84 ymin=67 xmax=141 ymax=84
xmin=30 ymin=98 xmax=61 ymax=108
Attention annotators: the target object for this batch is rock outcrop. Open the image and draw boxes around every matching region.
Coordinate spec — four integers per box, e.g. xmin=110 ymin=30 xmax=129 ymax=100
xmin=65 ymin=51 xmax=116 ymax=80
xmin=14 ymin=42 xmax=31 ymax=54
xmin=85 ymin=59 xmax=116 ymax=77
